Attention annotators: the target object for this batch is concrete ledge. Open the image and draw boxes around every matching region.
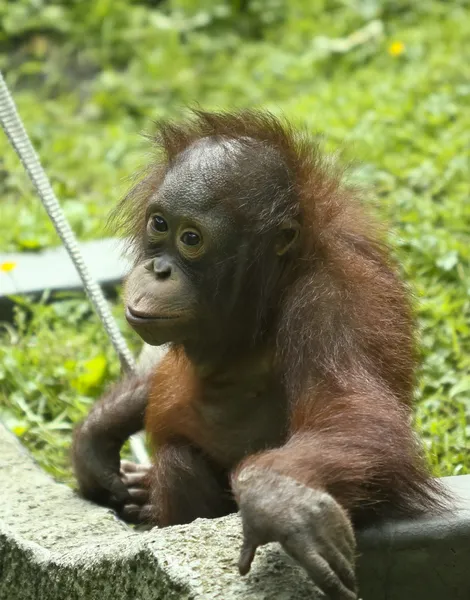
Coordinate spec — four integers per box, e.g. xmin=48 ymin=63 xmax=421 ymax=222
xmin=2 ymin=424 xmax=470 ymax=599
xmin=0 ymin=424 xmax=324 ymax=600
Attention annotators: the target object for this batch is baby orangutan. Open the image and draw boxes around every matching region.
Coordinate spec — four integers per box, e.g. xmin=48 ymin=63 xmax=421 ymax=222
xmin=73 ymin=110 xmax=444 ymax=600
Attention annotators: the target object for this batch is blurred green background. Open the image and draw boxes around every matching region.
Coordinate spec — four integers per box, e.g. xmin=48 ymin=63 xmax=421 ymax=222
xmin=0 ymin=0 xmax=469 ymax=484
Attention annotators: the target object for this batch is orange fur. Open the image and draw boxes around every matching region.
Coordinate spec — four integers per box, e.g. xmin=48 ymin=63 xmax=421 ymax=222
xmin=77 ymin=110 xmax=448 ymax=529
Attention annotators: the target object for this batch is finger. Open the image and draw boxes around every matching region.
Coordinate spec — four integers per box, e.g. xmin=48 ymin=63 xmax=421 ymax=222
xmin=120 ymin=503 xmax=154 ymax=525
xmin=313 ymin=527 xmax=356 ymax=589
xmin=302 ymin=553 xmax=356 ymax=600
xmin=121 ymin=471 xmax=147 ymax=487
xmin=120 ymin=460 xmax=150 ymax=474
xmin=105 ymin=473 xmax=131 ymax=504
xmin=238 ymin=538 xmax=258 ymax=576
xmin=314 ymin=523 xmax=355 ymax=559
xmin=120 ymin=503 xmax=142 ymax=524
xmin=334 ymin=523 xmax=356 ymax=557
xmin=284 ymin=539 xmax=356 ymax=600
xmin=320 ymin=542 xmax=356 ymax=593
xmin=128 ymin=486 xmax=149 ymax=504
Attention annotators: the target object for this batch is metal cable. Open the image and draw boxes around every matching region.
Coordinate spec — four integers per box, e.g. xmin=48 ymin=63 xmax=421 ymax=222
xmin=0 ymin=70 xmax=149 ymax=463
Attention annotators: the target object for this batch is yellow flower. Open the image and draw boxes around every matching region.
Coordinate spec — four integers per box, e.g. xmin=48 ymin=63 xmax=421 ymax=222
xmin=13 ymin=424 xmax=27 ymax=436
xmin=0 ymin=261 xmax=17 ymax=273
xmin=388 ymin=41 xmax=405 ymax=57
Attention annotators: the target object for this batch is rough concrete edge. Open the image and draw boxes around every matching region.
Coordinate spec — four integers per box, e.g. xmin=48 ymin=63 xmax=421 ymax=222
xmin=0 ymin=423 xmax=193 ymax=599
xmin=0 ymin=423 xmax=323 ymax=600
xmin=0 ymin=523 xmax=197 ymax=599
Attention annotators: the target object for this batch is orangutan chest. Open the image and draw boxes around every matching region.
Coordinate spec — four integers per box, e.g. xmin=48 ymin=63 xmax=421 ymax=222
xmin=189 ymin=375 xmax=289 ymax=467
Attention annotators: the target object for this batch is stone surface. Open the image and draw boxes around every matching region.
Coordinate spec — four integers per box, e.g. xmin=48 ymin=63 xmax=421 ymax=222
xmin=0 ymin=424 xmax=322 ymax=600
xmin=1 ymin=418 xmax=470 ymax=599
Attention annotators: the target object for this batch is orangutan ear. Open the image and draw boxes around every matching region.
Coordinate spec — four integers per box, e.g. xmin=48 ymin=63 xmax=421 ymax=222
xmin=275 ymin=220 xmax=300 ymax=256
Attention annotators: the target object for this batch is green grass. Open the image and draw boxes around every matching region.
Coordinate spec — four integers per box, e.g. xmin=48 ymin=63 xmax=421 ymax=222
xmin=0 ymin=0 xmax=469 ymax=483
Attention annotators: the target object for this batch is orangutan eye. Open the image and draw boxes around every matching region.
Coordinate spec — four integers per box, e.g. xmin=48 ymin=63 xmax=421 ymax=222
xmin=151 ymin=215 xmax=168 ymax=233
xmin=181 ymin=231 xmax=201 ymax=246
